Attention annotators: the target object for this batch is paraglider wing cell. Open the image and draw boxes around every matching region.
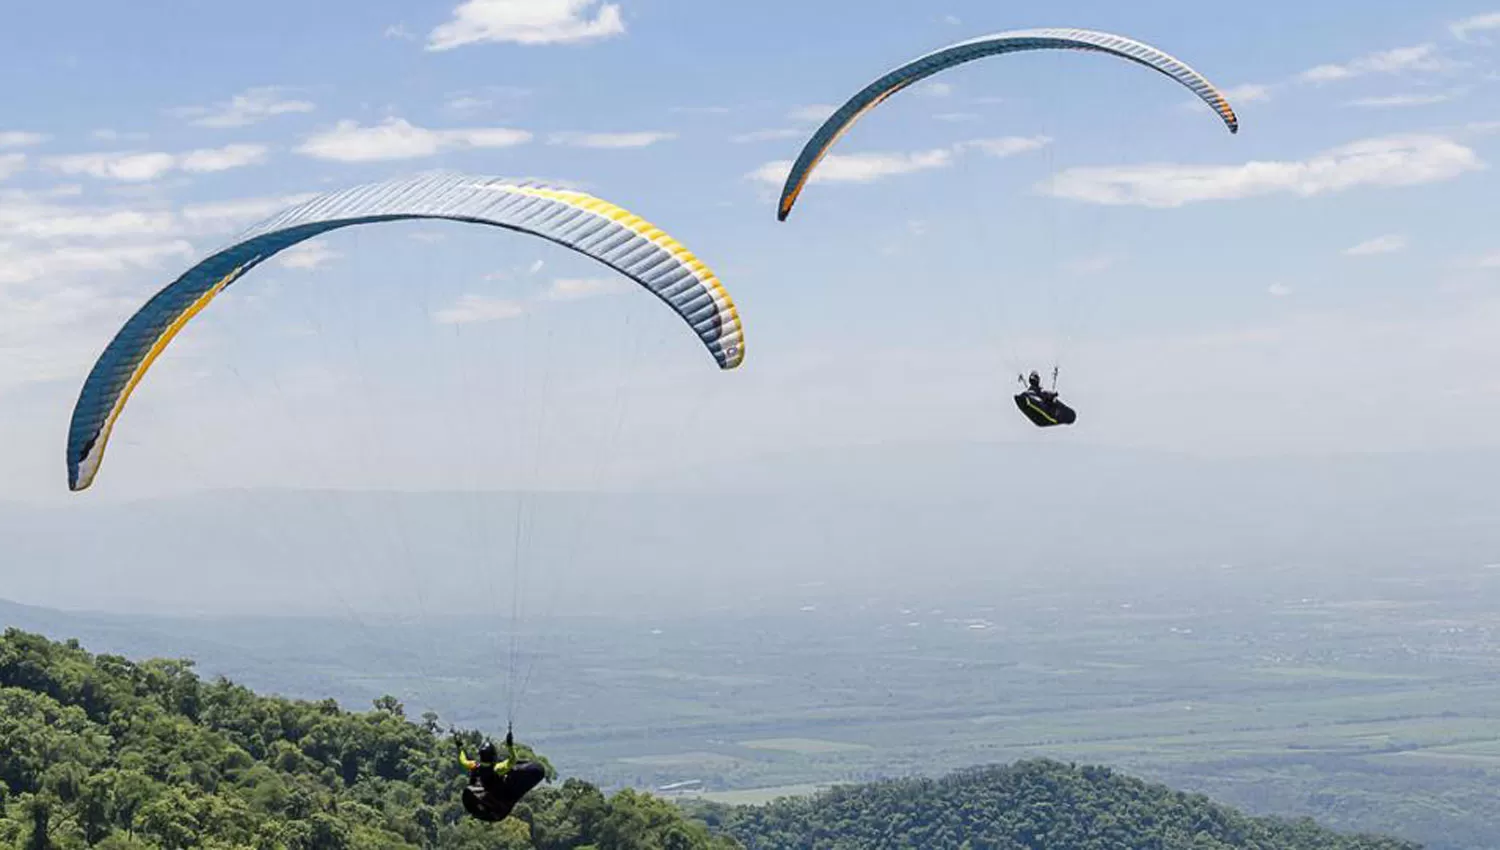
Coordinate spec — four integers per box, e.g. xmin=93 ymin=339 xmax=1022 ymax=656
xmin=67 ymin=173 xmax=746 ymax=492
xmin=778 ymin=27 xmax=1239 ymax=220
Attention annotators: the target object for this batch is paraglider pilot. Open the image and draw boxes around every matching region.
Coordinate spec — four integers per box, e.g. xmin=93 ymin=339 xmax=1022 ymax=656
xmin=1015 ymin=368 xmax=1077 ymax=427
xmin=1026 ymin=370 xmax=1056 ymax=403
xmin=458 ymin=729 xmax=548 ymax=822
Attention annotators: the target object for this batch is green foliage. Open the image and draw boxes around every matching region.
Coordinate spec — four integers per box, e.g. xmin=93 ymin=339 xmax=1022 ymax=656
xmin=0 ymin=628 xmax=1424 ymax=850
xmin=0 ymin=629 xmax=731 ymax=850
xmin=695 ymin=760 xmax=1423 ymax=850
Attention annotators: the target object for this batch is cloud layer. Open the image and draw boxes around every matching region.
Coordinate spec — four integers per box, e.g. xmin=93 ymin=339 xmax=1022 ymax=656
xmin=750 ymin=136 xmax=1050 ymax=187
xmin=1345 ymin=92 xmax=1458 ymax=108
xmin=435 ymin=273 xmax=632 ymax=324
xmin=0 ymin=183 xmax=336 ymax=394
xmin=0 ymin=154 xmax=25 ymax=180
xmin=1299 ymin=44 xmax=1445 ymax=83
xmin=1450 ymin=11 xmax=1500 ymax=42
xmin=0 ymin=131 xmax=47 ymax=148
xmin=433 ymin=294 xmax=526 ymax=324
xmin=1041 ymin=134 xmax=1482 ymax=208
xmin=44 ymin=144 xmax=268 ymax=182
xmin=428 ymin=0 xmax=624 ymax=50
xmin=296 ymin=118 xmax=531 ymax=162
xmin=548 ymin=131 xmax=675 ymax=149
xmin=174 ymin=87 xmax=315 ymax=128
xmin=1344 ymin=233 xmax=1408 ymax=256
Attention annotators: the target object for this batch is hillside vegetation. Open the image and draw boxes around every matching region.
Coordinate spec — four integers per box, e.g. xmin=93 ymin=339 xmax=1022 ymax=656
xmin=696 ymin=760 xmax=1422 ymax=850
xmin=0 ymin=628 xmax=1420 ymax=849
xmin=0 ymin=628 xmax=733 ymax=849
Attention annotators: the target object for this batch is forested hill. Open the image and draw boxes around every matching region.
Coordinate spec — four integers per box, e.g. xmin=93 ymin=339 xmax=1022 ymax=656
xmin=0 ymin=628 xmax=734 ymax=849
xmin=694 ymin=761 xmax=1421 ymax=850
xmin=0 ymin=628 xmax=1418 ymax=850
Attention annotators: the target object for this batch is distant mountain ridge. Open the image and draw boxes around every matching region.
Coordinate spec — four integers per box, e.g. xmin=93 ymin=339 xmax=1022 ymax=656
xmin=6 ymin=441 xmax=1500 ymax=617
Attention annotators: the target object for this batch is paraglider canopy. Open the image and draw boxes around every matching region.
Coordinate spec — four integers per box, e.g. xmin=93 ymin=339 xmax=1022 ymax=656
xmin=777 ymin=27 xmax=1240 ymax=221
xmin=66 ymin=172 xmax=746 ymax=492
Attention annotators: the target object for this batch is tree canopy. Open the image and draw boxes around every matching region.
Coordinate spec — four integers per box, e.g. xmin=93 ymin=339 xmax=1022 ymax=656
xmin=692 ymin=760 xmax=1422 ymax=850
xmin=0 ymin=627 xmax=1420 ymax=849
xmin=0 ymin=627 xmax=734 ymax=850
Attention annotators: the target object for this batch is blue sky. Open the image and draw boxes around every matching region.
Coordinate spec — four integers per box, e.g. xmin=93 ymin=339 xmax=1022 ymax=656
xmin=4 ymin=0 xmax=1500 ymax=503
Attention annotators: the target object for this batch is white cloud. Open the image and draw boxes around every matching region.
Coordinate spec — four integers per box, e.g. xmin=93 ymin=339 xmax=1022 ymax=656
xmin=385 ymin=23 xmax=418 ymax=40
xmin=0 ymin=154 xmax=25 ymax=180
xmin=730 ymin=128 xmax=802 ymax=144
xmin=3 ymin=208 xmax=176 ymax=240
xmin=0 ymin=196 xmax=195 ymax=242
xmin=428 ymin=0 xmax=624 ymax=50
xmin=434 ymin=294 xmax=527 ymax=324
xmin=788 ymin=104 xmax=836 ymax=123
xmin=1451 ymin=11 xmax=1500 ymax=42
xmin=0 ymin=240 xmax=194 ymax=286
xmin=1040 ymin=134 xmax=1483 ymax=208
xmin=0 ymin=193 xmax=269 ymax=246
xmin=445 ymin=95 xmax=493 ymax=114
xmin=46 ymin=152 xmax=174 ymax=182
xmin=1345 ymin=92 xmax=1458 ymax=108
xmin=435 ymin=274 xmax=632 ymax=319
xmin=1062 ymin=256 xmax=1117 ymax=275
xmin=278 ymin=241 xmax=341 ymax=270
xmin=960 ymin=135 xmax=1051 ymax=158
xmin=749 ymin=135 xmax=1049 ymax=187
xmin=0 ymin=185 xmax=81 ymax=202
xmin=180 ymin=144 xmax=269 ymax=172
xmin=0 ymin=190 xmax=324 ymax=384
xmin=1182 ymin=84 xmax=1270 ymax=114
xmin=443 ymin=87 xmax=530 ymax=115
xmin=91 ymin=129 xmax=148 ymax=143
xmin=527 ymin=259 xmax=545 ymax=275
xmin=296 ymin=118 xmax=531 ymax=162
xmin=0 ymin=189 xmax=176 ymax=245
xmin=539 ymin=277 xmax=631 ymax=301
xmin=0 ymin=132 xmax=47 ymax=148
xmin=750 ymin=149 xmax=954 ymax=187
xmin=0 ymin=283 xmax=165 ymax=390
xmin=1226 ymin=84 xmax=1273 ymax=104
xmin=918 ymin=81 xmax=955 ymax=98
xmin=179 ymin=193 xmax=318 ymax=234
xmin=44 ymin=144 xmax=268 ymax=182
xmin=548 ymin=131 xmax=676 ymax=149
xmin=670 ymin=106 xmax=731 ymax=115
xmin=0 ymin=187 xmax=250 ymax=392
xmin=1267 ymin=283 xmax=1293 ymax=297
xmin=942 ymin=14 xmax=961 ymax=25
xmin=1299 ymin=44 xmax=1444 ymax=83
xmin=175 ymin=87 xmax=315 ymax=128
xmin=934 ymin=112 xmax=979 ymax=123
xmin=1344 ymin=233 xmax=1408 ymax=256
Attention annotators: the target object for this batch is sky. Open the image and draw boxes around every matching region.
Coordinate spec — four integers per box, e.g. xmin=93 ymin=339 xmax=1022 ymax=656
xmin=4 ymin=0 xmax=1500 ymax=510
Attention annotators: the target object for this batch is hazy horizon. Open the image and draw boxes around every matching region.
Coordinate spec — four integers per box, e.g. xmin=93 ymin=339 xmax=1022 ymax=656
xmin=5 ymin=437 xmax=1498 ymax=619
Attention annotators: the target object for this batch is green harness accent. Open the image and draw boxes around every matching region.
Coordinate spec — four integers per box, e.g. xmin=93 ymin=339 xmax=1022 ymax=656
xmin=1024 ymin=396 xmax=1059 ymax=424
